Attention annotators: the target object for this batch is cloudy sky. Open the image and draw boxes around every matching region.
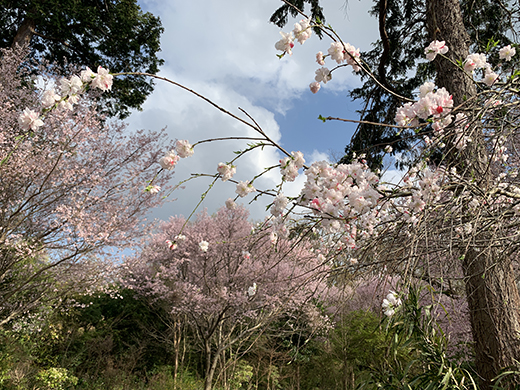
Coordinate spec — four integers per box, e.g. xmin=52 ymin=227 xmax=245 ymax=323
xmin=129 ymin=0 xmax=380 ymax=222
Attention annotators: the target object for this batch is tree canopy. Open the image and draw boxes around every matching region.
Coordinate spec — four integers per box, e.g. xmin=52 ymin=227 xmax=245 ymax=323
xmin=0 ymin=0 xmax=164 ymax=119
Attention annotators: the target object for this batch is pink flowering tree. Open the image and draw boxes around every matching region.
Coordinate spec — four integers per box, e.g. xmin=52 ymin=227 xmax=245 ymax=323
xmin=123 ymin=205 xmax=333 ymax=390
xmin=0 ymin=48 xmax=174 ymax=325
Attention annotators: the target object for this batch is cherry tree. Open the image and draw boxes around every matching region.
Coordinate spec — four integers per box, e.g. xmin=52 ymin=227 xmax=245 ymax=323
xmin=0 ymin=48 xmax=173 ymax=326
xmin=123 ymin=205 xmax=334 ymax=390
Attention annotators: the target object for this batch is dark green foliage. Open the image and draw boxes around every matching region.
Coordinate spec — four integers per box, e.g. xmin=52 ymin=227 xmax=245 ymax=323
xmin=0 ymin=0 xmax=164 ymax=118
xmin=57 ymin=289 xmax=174 ymax=375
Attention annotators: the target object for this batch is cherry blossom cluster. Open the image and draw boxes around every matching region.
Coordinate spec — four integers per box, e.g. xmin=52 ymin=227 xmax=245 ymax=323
xmin=273 ymin=19 xmax=361 ymax=94
xmin=309 ymin=41 xmax=361 ymax=94
xmin=274 ymin=18 xmax=313 ymax=56
xmin=18 ymin=66 xmax=113 ymax=132
xmin=393 ymin=42 xmax=517 ymax=155
xmin=395 ymin=82 xmax=453 ymax=128
xmin=280 ymin=150 xmax=305 ymax=181
xmin=297 ymin=159 xmax=383 ymax=247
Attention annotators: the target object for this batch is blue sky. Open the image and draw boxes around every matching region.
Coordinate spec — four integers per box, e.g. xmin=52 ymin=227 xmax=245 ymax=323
xmin=129 ymin=0 xmax=380 ymax=221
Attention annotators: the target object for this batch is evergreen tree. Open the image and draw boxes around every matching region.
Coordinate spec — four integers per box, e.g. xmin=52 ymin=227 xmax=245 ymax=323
xmin=0 ymin=0 xmax=164 ymax=119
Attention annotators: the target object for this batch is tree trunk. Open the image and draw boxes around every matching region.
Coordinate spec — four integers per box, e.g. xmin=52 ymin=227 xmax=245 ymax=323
xmin=425 ymin=0 xmax=520 ymax=387
xmin=12 ymin=17 xmax=35 ymax=48
xmin=204 ymin=339 xmax=220 ymax=390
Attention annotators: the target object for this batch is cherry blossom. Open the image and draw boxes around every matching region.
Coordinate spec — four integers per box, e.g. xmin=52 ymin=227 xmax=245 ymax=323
xmin=309 ymin=81 xmax=321 ymax=94
xmin=274 ymin=31 xmax=295 ymax=55
xmin=91 ymin=66 xmax=113 ymax=91
xmin=247 ymin=282 xmax=257 ymax=297
xmin=80 ymin=66 xmax=95 ymax=82
xmin=499 ymin=45 xmax=516 ymax=61
xmin=424 ymin=40 xmax=448 ymax=61
xmin=175 ymin=139 xmax=194 ymax=158
xmin=328 ymin=42 xmax=345 ymax=64
xmin=18 ymin=108 xmax=44 ymax=131
xmin=159 ymin=150 xmax=180 ymax=170
xmin=146 ymin=185 xmax=161 ymax=194
xmin=41 ymin=89 xmax=61 ymax=109
xmin=382 ymin=290 xmax=402 ymax=317
xmin=280 ymin=151 xmax=305 ymax=181
xmin=225 ymin=198 xmax=236 ymax=209
xmin=60 ymin=75 xmax=83 ymax=96
xmin=270 ymin=193 xmax=288 ymax=216
xmin=166 ymin=240 xmax=177 ymax=250
xmin=314 ymin=67 xmax=331 ymax=84
xmin=316 ymin=51 xmax=325 ymax=65
xmin=293 ymin=18 xmax=312 ymax=44
xmin=199 ymin=240 xmax=209 ymax=252
xmin=217 ymin=162 xmax=236 ymax=182
xmin=463 ymin=53 xmax=488 ymax=73
xmin=235 ymin=181 xmax=256 ymax=197
xmin=483 ymin=69 xmax=499 ymax=87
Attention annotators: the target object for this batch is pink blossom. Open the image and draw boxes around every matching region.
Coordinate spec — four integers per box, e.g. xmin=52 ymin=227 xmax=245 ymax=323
xmin=328 ymin=41 xmax=345 ymax=64
xmin=309 ymin=81 xmax=321 ymax=94
xmin=463 ymin=53 xmax=488 ymax=73
xmin=159 ymin=151 xmax=180 ymax=170
xmin=60 ymin=75 xmax=83 ymax=96
xmin=274 ymin=31 xmax=295 ymax=55
xmin=80 ymin=66 xmax=95 ymax=82
xmin=225 ymin=198 xmax=236 ymax=209
xmin=166 ymin=240 xmax=177 ymax=250
xmin=293 ymin=18 xmax=312 ymax=44
xmin=270 ymin=193 xmax=288 ymax=216
xmin=175 ymin=139 xmax=194 ymax=158
xmin=235 ymin=181 xmax=255 ymax=197
xmin=217 ymin=162 xmax=236 ymax=182
xmin=247 ymin=282 xmax=257 ymax=297
xmin=199 ymin=240 xmax=209 ymax=252
xmin=41 ymin=90 xmax=61 ymax=109
xmin=419 ymin=81 xmax=435 ymax=98
xmin=499 ymin=45 xmax=516 ymax=61
xmin=314 ymin=67 xmax=331 ymax=84
xmin=316 ymin=51 xmax=325 ymax=65
xmin=382 ymin=290 xmax=402 ymax=316
xmin=424 ymin=40 xmax=448 ymax=61
xmin=146 ymin=185 xmax=161 ymax=194
xmin=483 ymin=69 xmax=499 ymax=87
xmin=18 ymin=108 xmax=44 ymax=131
xmin=343 ymin=42 xmax=361 ymax=72
xmin=91 ymin=66 xmax=113 ymax=91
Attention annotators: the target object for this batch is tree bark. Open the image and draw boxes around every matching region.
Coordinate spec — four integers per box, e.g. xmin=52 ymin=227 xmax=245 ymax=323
xmin=12 ymin=17 xmax=35 ymax=48
xmin=425 ymin=0 xmax=520 ymax=387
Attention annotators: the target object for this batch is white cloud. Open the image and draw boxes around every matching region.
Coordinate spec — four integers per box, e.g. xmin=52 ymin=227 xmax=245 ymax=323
xmin=132 ymin=0 xmax=379 ymax=221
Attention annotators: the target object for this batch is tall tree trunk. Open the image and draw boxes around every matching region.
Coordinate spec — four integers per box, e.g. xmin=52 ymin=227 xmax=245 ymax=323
xmin=425 ymin=0 xmax=520 ymax=387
